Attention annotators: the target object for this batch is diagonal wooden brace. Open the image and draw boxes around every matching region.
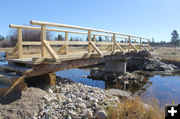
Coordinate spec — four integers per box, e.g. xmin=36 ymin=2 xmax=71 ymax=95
xmin=58 ymin=45 xmax=66 ymax=54
xmin=89 ymin=41 xmax=103 ymax=56
xmin=43 ymin=40 xmax=59 ymax=60
xmin=114 ymin=42 xmax=125 ymax=54
xmin=129 ymin=42 xmax=138 ymax=52
xmin=141 ymin=44 xmax=148 ymax=50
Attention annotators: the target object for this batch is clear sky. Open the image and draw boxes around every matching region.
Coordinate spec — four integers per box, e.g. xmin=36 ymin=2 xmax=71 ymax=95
xmin=0 ymin=0 xmax=180 ymax=42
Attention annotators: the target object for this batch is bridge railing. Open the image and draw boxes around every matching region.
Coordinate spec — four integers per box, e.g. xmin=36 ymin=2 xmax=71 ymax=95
xmin=9 ymin=20 xmax=152 ymax=60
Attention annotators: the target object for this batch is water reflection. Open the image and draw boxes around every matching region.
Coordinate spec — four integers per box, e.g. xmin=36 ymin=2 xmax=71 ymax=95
xmin=56 ymin=68 xmax=105 ymax=89
xmin=56 ymin=68 xmax=180 ymax=107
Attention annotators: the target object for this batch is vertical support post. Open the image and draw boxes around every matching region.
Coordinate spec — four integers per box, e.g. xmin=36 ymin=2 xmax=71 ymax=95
xmin=112 ymin=33 xmax=116 ymax=51
xmin=93 ymin=34 xmax=96 ymax=42
xmin=41 ymin=25 xmax=47 ymax=57
xmin=148 ymin=39 xmax=150 ymax=50
xmin=88 ymin=30 xmax=92 ymax=53
xmin=128 ymin=36 xmax=131 ymax=52
xmin=140 ymin=38 xmax=142 ymax=51
xmin=18 ymin=28 xmax=23 ymax=58
xmin=92 ymin=34 xmax=96 ymax=52
xmin=125 ymin=38 xmax=127 ymax=52
xmin=65 ymin=32 xmax=68 ymax=54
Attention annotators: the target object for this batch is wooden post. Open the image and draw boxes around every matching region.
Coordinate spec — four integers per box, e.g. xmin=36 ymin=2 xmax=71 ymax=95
xmin=112 ymin=33 xmax=116 ymax=51
xmin=148 ymin=39 xmax=150 ymax=50
xmin=18 ymin=28 xmax=23 ymax=58
xmin=92 ymin=34 xmax=96 ymax=52
xmin=41 ymin=25 xmax=47 ymax=57
xmin=65 ymin=32 xmax=68 ymax=54
xmin=125 ymin=38 xmax=127 ymax=51
xmin=128 ymin=36 xmax=131 ymax=52
xmin=93 ymin=34 xmax=96 ymax=42
xmin=140 ymin=38 xmax=142 ymax=51
xmin=88 ymin=30 xmax=92 ymax=53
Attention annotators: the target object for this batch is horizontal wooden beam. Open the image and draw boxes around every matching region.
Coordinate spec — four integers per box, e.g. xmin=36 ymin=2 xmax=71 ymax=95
xmin=21 ymin=41 xmax=148 ymax=46
xmin=9 ymin=24 xmax=87 ymax=34
xmin=10 ymin=24 xmax=150 ymax=40
xmin=30 ymin=20 xmax=149 ymax=40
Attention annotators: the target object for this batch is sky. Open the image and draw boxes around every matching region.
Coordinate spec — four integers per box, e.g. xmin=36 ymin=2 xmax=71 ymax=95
xmin=0 ymin=0 xmax=180 ymax=42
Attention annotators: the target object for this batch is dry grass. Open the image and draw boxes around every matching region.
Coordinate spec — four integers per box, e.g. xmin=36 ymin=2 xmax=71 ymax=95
xmin=0 ymin=47 xmax=13 ymax=52
xmin=157 ymin=47 xmax=180 ymax=62
xmin=107 ymin=97 xmax=164 ymax=119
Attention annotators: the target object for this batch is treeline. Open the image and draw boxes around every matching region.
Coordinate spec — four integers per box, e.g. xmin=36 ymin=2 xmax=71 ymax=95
xmin=150 ymin=30 xmax=180 ymax=47
xmin=0 ymin=30 xmax=51 ymax=47
xmin=0 ymin=31 xmax=112 ymax=48
xmin=1 ymin=29 xmax=180 ymax=48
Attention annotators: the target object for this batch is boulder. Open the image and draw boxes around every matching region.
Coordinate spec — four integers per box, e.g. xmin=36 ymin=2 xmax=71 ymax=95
xmin=83 ymin=109 xmax=93 ymax=119
xmin=95 ymin=110 xmax=108 ymax=119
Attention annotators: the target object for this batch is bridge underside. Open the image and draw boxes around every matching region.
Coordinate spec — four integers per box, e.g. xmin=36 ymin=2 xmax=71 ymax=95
xmin=8 ymin=52 xmax=136 ymax=78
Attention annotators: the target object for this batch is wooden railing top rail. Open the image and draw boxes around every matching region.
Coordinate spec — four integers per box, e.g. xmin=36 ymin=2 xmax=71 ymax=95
xmin=9 ymin=20 xmax=152 ymax=59
xmin=9 ymin=24 xmax=144 ymax=41
xmin=30 ymin=20 xmax=150 ymax=40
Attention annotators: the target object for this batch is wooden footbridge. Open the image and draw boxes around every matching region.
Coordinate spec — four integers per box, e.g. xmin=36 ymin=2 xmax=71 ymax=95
xmin=0 ymin=20 xmax=153 ymax=96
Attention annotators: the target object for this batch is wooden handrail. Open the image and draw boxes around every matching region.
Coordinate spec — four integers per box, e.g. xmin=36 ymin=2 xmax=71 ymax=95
xmin=10 ymin=24 xmax=139 ymax=40
xmin=30 ymin=20 xmax=150 ymax=40
xmin=9 ymin=21 xmax=151 ymax=59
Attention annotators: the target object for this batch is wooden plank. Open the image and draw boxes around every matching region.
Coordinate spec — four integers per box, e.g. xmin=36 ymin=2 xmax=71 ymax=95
xmin=65 ymin=32 xmax=68 ymax=54
xmin=114 ymin=42 xmax=125 ymax=54
xmin=3 ymin=76 xmax=24 ymax=96
xmin=0 ymin=64 xmax=32 ymax=74
xmin=112 ymin=34 xmax=116 ymax=51
xmin=129 ymin=43 xmax=138 ymax=52
xmin=88 ymin=30 xmax=92 ymax=53
xmin=8 ymin=58 xmax=33 ymax=64
xmin=25 ymin=52 xmax=133 ymax=78
xmin=12 ymin=43 xmax=18 ymax=54
xmin=18 ymin=28 xmax=23 ymax=58
xmin=21 ymin=41 xmax=143 ymax=46
xmin=0 ymin=72 xmax=20 ymax=85
xmin=58 ymin=45 xmax=66 ymax=54
xmin=141 ymin=44 xmax=148 ymax=50
xmin=41 ymin=25 xmax=47 ymax=57
xmin=89 ymin=41 xmax=103 ymax=56
xmin=128 ymin=36 xmax=131 ymax=52
xmin=22 ymin=41 xmax=41 ymax=45
xmin=49 ymin=41 xmax=88 ymax=45
xmin=140 ymin=38 xmax=142 ymax=51
xmin=43 ymin=40 xmax=59 ymax=60
xmin=30 ymin=20 xmax=150 ymax=40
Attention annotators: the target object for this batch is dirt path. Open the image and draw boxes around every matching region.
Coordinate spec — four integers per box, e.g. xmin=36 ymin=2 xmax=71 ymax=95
xmin=0 ymin=87 xmax=46 ymax=119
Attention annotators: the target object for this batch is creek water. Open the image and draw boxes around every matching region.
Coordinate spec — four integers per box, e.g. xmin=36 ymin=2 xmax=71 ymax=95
xmin=0 ymin=51 xmax=180 ymax=106
xmin=56 ymin=68 xmax=180 ymax=107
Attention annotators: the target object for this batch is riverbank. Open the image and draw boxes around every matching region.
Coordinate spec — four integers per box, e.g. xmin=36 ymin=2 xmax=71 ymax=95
xmin=0 ymin=77 xmax=164 ymax=119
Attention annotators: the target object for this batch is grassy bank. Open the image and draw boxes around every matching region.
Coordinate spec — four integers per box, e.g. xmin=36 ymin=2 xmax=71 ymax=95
xmin=156 ymin=47 xmax=180 ymax=67
xmin=107 ymin=97 xmax=164 ymax=119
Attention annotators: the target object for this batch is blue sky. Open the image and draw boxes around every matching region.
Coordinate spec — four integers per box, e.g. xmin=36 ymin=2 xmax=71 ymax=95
xmin=0 ymin=0 xmax=180 ymax=42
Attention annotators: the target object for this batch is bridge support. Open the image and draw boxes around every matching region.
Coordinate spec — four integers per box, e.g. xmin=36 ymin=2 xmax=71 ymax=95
xmin=105 ymin=61 xmax=126 ymax=74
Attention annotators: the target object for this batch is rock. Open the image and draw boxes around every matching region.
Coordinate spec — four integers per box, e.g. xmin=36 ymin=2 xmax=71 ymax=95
xmin=90 ymin=68 xmax=105 ymax=80
xmin=95 ymin=110 xmax=108 ymax=119
xmin=95 ymin=106 xmax=103 ymax=112
xmin=107 ymin=89 xmax=132 ymax=99
xmin=90 ymin=97 xmax=98 ymax=103
xmin=127 ymin=51 xmax=177 ymax=72
xmin=76 ymin=98 xmax=83 ymax=103
xmin=47 ymin=89 xmax=54 ymax=94
xmin=83 ymin=109 xmax=93 ymax=119
xmin=43 ymin=95 xmax=51 ymax=102
xmin=78 ymin=103 xmax=86 ymax=109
